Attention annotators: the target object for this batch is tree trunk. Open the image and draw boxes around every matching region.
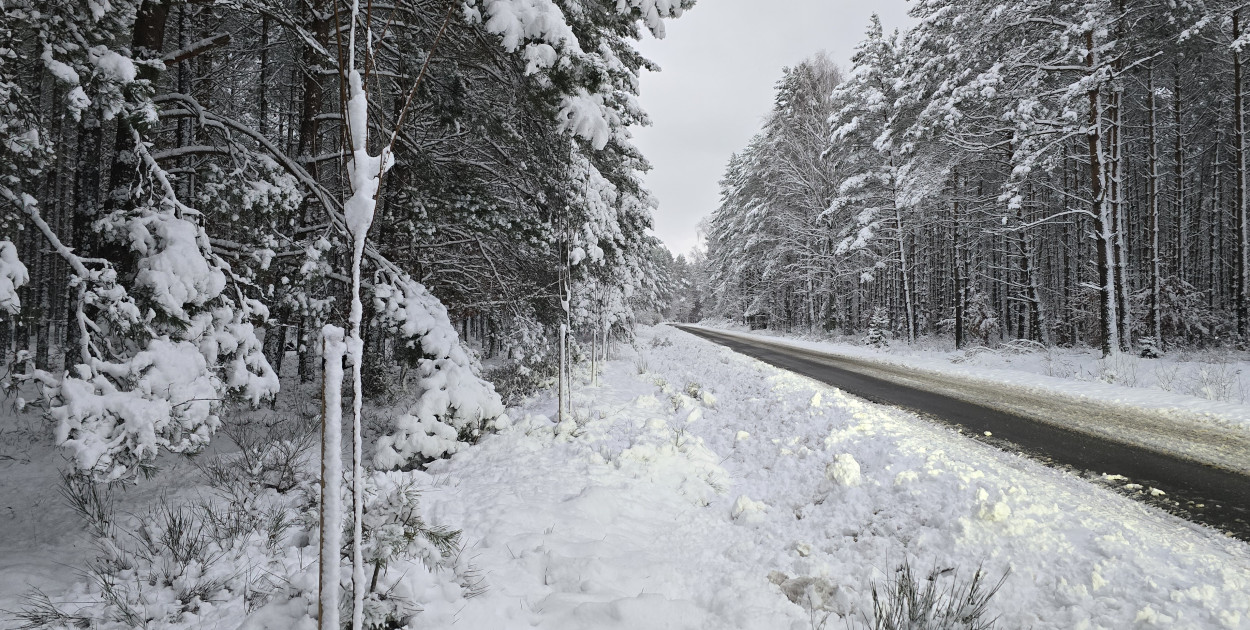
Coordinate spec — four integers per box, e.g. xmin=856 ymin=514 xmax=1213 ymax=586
xmin=1237 ymin=10 xmax=1250 ymax=340
xmin=1147 ymin=63 xmax=1164 ymax=347
xmin=1108 ymin=80 xmax=1131 ymax=351
xmin=297 ymin=0 xmax=333 ymax=382
xmin=1173 ymin=65 xmax=1186 ymax=284
xmin=1087 ymin=30 xmax=1119 ymax=356
xmin=104 ymin=0 xmax=170 ymax=216
xmin=953 ymin=171 xmax=965 ymax=350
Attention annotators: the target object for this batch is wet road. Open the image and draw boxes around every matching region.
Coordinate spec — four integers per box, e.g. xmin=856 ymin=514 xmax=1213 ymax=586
xmin=674 ymin=325 xmax=1250 ymax=540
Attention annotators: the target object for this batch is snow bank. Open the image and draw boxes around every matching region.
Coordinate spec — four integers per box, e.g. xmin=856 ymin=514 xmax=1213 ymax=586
xmin=412 ymin=326 xmax=1250 ymax=628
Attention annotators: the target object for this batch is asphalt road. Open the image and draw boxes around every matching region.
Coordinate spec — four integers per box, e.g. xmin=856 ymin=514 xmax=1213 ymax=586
xmin=673 ymin=325 xmax=1250 ymax=541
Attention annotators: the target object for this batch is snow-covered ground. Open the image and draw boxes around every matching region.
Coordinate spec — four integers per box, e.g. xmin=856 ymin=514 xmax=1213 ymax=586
xmin=4 ymin=325 xmax=1250 ymax=628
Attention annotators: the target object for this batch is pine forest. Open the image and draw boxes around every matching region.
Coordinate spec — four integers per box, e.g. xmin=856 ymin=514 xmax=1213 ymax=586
xmin=694 ymin=2 xmax=1250 ymax=358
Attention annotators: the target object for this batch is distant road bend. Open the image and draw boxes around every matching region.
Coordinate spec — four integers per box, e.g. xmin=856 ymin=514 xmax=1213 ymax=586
xmin=673 ymin=324 xmax=1250 ymax=540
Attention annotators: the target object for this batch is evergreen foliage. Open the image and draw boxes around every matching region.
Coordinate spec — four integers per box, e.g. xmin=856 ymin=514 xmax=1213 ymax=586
xmin=704 ymin=3 xmax=1250 ymax=356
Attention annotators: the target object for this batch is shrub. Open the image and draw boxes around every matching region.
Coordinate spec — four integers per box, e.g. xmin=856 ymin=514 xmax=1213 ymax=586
xmin=865 ymin=561 xmax=1007 ymax=630
xmin=484 ymin=359 xmax=557 ymax=407
xmin=198 ymin=411 xmax=318 ymax=494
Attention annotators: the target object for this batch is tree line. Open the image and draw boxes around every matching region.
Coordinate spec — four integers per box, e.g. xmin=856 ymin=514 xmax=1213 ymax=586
xmin=0 ymin=0 xmax=689 ymax=479
xmin=700 ymin=1 xmax=1250 ymax=356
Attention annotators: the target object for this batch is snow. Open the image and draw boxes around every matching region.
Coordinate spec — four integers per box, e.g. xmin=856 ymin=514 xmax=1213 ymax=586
xmin=558 ymin=89 xmax=616 ymax=150
xmin=319 ymin=325 xmax=348 ymax=630
xmin=342 ymin=34 xmax=379 ymax=627
xmin=53 ymin=338 xmax=221 ymax=480
xmin=411 ymin=326 xmax=1250 ymax=628
xmin=33 ymin=195 xmax=278 ymax=481
xmin=468 ymin=0 xmax=686 ymax=149
xmin=122 ymin=211 xmax=228 ymax=321
xmin=470 ymin=0 xmax=582 ymax=55
xmin=40 ymin=48 xmax=81 ymax=85
xmin=7 ymin=325 xmax=1249 ymax=629
xmin=690 ymin=323 xmax=1250 ymax=474
xmin=825 ymin=453 xmax=862 ymax=487
xmin=372 ymin=277 xmax=508 ymax=468
xmin=0 ymin=239 xmax=29 ymax=314
xmin=614 ymin=0 xmax=689 ymax=37
xmin=89 ymin=48 xmax=136 ymax=84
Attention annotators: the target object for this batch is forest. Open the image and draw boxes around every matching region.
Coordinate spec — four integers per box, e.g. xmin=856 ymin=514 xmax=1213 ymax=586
xmin=6 ymin=2 xmax=1250 ymax=629
xmin=693 ymin=1 xmax=1250 ymax=357
xmin=0 ymin=0 xmax=689 ymax=481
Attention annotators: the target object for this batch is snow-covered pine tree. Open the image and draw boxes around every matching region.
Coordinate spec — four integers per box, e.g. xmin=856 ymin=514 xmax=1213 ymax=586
xmin=865 ymin=309 xmax=890 ymax=348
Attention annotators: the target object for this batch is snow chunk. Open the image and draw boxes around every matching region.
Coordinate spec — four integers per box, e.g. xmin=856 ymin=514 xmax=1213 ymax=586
xmin=91 ymin=49 xmax=136 ymax=83
xmin=979 ymin=501 xmax=1012 ymax=522
xmin=557 ymin=89 xmax=616 ymax=150
xmin=825 ymin=453 xmax=862 ymax=487
xmin=769 ymin=572 xmax=841 ymax=614
xmin=894 ymin=470 xmax=920 ymax=485
xmin=53 ymin=339 xmax=221 ymax=480
xmin=115 ymin=211 xmax=227 ymax=321
xmin=730 ymin=495 xmax=767 ymax=523
xmin=1134 ymin=605 xmax=1174 ymax=625
xmin=471 ymin=0 xmax=582 ymax=54
xmin=555 ymin=593 xmax=708 ymax=628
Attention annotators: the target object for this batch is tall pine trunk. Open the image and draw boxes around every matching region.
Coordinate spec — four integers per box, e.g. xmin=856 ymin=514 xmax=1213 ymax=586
xmin=1087 ymin=30 xmax=1119 ymax=356
xmin=1147 ymin=63 xmax=1164 ymax=347
xmin=1237 ymin=10 xmax=1250 ymax=340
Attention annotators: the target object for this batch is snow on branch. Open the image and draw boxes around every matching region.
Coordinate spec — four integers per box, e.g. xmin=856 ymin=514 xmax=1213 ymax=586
xmin=9 ymin=125 xmax=279 ymax=481
xmin=372 ymin=274 xmax=508 ymax=468
xmin=0 ymin=240 xmax=29 ymax=315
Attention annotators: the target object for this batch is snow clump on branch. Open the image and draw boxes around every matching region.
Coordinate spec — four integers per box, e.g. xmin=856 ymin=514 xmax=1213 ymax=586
xmin=0 ymin=240 xmax=29 ymax=314
xmin=50 ymin=205 xmax=278 ymax=481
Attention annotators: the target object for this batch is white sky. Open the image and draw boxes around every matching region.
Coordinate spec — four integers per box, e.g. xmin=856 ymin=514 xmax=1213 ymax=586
xmin=631 ymin=1 xmax=915 ymax=257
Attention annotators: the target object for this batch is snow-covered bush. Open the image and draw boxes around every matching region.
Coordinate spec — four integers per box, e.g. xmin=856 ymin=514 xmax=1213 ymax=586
xmin=769 ymin=571 xmax=838 ymax=629
xmin=1132 ymin=277 xmax=1228 ymax=347
xmin=26 ymin=425 xmax=478 ymax=630
xmin=1188 ymin=361 xmax=1244 ymax=403
xmin=1093 ymin=352 xmax=1139 ymax=387
xmin=965 ymin=288 xmax=1000 ymax=346
xmin=21 ymin=482 xmax=260 ymax=629
xmin=199 ymin=411 xmax=319 ymax=495
xmin=1138 ymin=336 xmax=1164 ymax=359
xmin=484 ymin=359 xmax=558 ymax=406
xmin=341 ymin=471 xmax=483 ymax=629
xmin=0 ymin=239 xmax=29 ymax=314
xmin=478 ymin=311 xmax=559 ymax=405
xmin=372 ymin=277 xmax=508 ymax=469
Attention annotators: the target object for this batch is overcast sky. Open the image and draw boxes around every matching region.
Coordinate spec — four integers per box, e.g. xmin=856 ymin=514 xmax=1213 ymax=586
xmin=631 ymin=1 xmax=914 ymax=257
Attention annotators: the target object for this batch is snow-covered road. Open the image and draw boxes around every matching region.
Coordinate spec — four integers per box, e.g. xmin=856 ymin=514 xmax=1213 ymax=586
xmin=676 ymin=324 xmax=1250 ymax=540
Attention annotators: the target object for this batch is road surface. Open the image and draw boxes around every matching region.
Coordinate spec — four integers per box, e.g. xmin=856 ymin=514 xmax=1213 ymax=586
xmin=674 ymin=324 xmax=1250 ymax=540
